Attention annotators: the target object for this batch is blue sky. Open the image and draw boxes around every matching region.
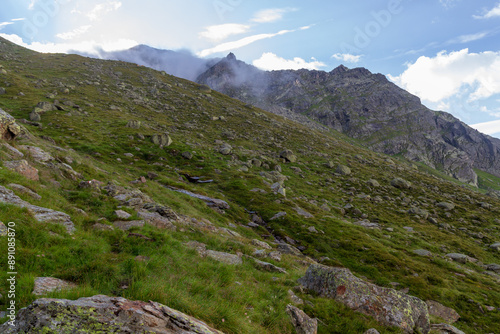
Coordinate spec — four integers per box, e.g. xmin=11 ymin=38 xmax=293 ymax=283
xmin=1 ymin=0 xmax=500 ymax=138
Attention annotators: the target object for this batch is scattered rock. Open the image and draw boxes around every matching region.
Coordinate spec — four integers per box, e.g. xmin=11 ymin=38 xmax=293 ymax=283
xmin=0 ymin=222 xmax=7 ymax=236
xmin=288 ymin=289 xmax=304 ymax=305
xmin=436 ymin=202 xmax=455 ymax=211
xmin=32 ymin=277 xmax=77 ymax=295
xmin=412 ymin=249 xmax=433 ymax=257
xmin=391 ymin=177 xmax=411 ymax=189
xmin=353 ymin=220 xmax=380 ymax=229
xmin=295 ymin=207 xmax=313 ymax=218
xmin=126 ymin=120 xmax=141 ymax=129
xmin=136 ymin=210 xmax=177 ymax=231
xmin=446 ymin=253 xmax=473 ymax=264
xmin=425 ymin=300 xmax=460 ymax=324
xmin=0 ymin=295 xmax=225 ymax=334
xmin=19 ymin=145 xmax=54 ymax=164
xmin=114 ymin=209 xmax=131 ymax=219
xmin=298 ymin=264 xmax=429 ymax=333
xmin=182 ymin=151 xmax=193 ymax=159
xmin=254 ymin=259 xmax=287 ymax=273
xmin=485 ymin=263 xmax=500 ymax=273
xmin=270 ymin=211 xmax=287 ymax=220
xmin=286 ymin=304 xmax=317 ymax=334
xmin=168 ymin=187 xmax=229 ymax=210
xmin=278 ymin=243 xmax=303 ymax=257
xmin=430 ymin=323 xmax=465 ymax=334
xmin=113 ymin=220 xmax=145 ymax=231
xmin=366 ymin=179 xmax=380 ymax=187
xmin=151 ymin=133 xmax=172 ymax=147
xmin=8 ymin=183 xmax=41 ymax=200
xmin=489 ymin=242 xmax=500 ymax=251
xmin=252 ymin=239 xmax=272 ymax=250
xmin=3 ymin=160 xmax=39 ymax=181
xmin=91 ymin=223 xmax=114 ymax=231
xmin=2 ymin=142 xmax=24 ymax=158
xmin=219 ymin=143 xmax=232 ymax=155
xmin=364 ymin=329 xmax=380 ymax=334
xmin=206 ymin=250 xmax=242 ymax=265
xmin=280 ymin=149 xmax=297 ymax=163
xmin=335 ymin=164 xmax=351 ymax=175
xmin=0 ymin=186 xmax=74 ymax=233
xmin=408 ymin=207 xmax=429 ymax=219
xmin=0 ymin=108 xmax=21 ymax=140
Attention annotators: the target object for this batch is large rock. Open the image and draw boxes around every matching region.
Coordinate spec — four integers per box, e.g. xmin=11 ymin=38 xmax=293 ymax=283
xmin=0 ymin=185 xmax=74 ymax=233
xmin=426 ymin=300 xmax=460 ymax=324
xmin=0 ymin=295 xmax=225 ymax=333
xmin=19 ymin=145 xmax=54 ymax=163
xmin=430 ymin=323 xmax=466 ymax=334
xmin=335 ymin=164 xmax=351 ymax=175
xmin=151 ymin=133 xmax=172 ymax=147
xmin=3 ymin=160 xmax=39 ymax=181
xmin=298 ymin=264 xmax=429 ymax=333
xmin=286 ymin=304 xmax=317 ymax=334
xmin=0 ymin=108 xmax=21 ymax=140
xmin=280 ymin=149 xmax=297 ymax=163
xmin=391 ymin=177 xmax=412 ymax=189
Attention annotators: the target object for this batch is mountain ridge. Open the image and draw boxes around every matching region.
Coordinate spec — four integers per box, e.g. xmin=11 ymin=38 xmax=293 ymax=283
xmin=196 ymin=53 xmax=500 ymax=186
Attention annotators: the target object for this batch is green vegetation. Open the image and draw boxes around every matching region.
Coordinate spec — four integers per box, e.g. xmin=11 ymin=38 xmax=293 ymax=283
xmin=0 ymin=37 xmax=499 ymax=333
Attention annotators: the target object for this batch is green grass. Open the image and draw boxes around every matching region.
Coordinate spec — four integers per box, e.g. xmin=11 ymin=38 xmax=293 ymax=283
xmin=0 ymin=37 xmax=499 ymax=333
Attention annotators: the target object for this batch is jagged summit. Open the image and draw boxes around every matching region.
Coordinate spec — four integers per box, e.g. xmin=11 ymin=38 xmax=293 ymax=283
xmin=196 ymin=54 xmax=500 ymax=185
xmin=226 ymin=52 xmax=237 ymax=61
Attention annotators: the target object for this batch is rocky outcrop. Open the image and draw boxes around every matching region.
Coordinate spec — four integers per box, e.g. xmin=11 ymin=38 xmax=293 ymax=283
xmin=0 ymin=295 xmax=224 ymax=333
xmin=0 ymin=185 xmax=74 ymax=233
xmin=3 ymin=160 xmax=39 ymax=181
xmin=197 ymin=54 xmax=500 ymax=186
xmin=298 ymin=264 xmax=429 ymax=333
xmin=286 ymin=304 xmax=317 ymax=334
xmin=426 ymin=300 xmax=460 ymax=324
xmin=0 ymin=108 xmax=21 ymax=140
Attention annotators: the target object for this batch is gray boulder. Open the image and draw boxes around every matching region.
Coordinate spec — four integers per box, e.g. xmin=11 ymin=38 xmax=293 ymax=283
xmin=0 ymin=295 xmax=225 ymax=333
xmin=151 ymin=133 xmax=172 ymax=147
xmin=286 ymin=304 xmax=317 ymax=334
xmin=0 ymin=108 xmax=21 ymax=140
xmin=280 ymin=149 xmax=297 ymax=163
xmin=335 ymin=164 xmax=351 ymax=175
xmin=425 ymin=300 xmax=460 ymax=324
xmin=391 ymin=177 xmax=411 ymax=189
xmin=298 ymin=264 xmax=429 ymax=333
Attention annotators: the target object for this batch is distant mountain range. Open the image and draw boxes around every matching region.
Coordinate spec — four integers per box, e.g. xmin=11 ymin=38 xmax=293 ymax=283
xmin=94 ymin=46 xmax=500 ymax=186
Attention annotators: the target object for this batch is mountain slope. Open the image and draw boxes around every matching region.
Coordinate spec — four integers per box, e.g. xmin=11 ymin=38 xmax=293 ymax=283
xmin=197 ymin=54 xmax=500 ymax=186
xmin=0 ymin=37 xmax=499 ymax=333
xmin=79 ymin=44 xmax=219 ymax=81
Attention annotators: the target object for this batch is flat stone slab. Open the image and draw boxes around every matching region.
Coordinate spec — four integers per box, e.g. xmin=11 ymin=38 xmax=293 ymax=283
xmin=206 ymin=250 xmax=242 ymax=265
xmin=167 ymin=187 xmax=229 ymax=210
xmin=0 ymin=186 xmax=74 ymax=233
xmin=32 ymin=277 xmax=77 ymax=295
xmin=0 ymin=295 xmax=225 ymax=333
xmin=113 ymin=220 xmax=145 ymax=231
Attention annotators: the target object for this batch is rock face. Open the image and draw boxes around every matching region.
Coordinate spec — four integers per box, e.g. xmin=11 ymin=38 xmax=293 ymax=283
xmin=298 ymin=264 xmax=430 ymax=333
xmin=0 ymin=108 xmax=21 ymax=140
xmin=197 ymin=54 xmax=500 ymax=186
xmin=0 ymin=295 xmax=225 ymax=334
xmin=0 ymin=185 xmax=74 ymax=233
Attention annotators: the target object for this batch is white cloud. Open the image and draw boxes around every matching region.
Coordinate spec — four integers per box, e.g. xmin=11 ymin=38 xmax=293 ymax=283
xmin=198 ymin=26 xmax=309 ymax=58
xmin=0 ymin=33 xmax=137 ymax=54
xmin=332 ymin=53 xmax=362 ymax=63
xmin=87 ymin=1 xmax=122 ymax=21
xmin=440 ymin=0 xmax=460 ymax=9
xmin=56 ymin=25 xmax=92 ymax=40
xmin=11 ymin=18 xmax=25 ymax=22
xmin=389 ymin=49 xmax=500 ymax=103
xmin=449 ymin=31 xmax=489 ymax=44
xmin=253 ymin=52 xmax=326 ymax=71
xmin=0 ymin=22 xmax=14 ymax=29
xmin=473 ymin=3 xmax=500 ymax=19
xmin=471 ymin=119 xmax=500 ymax=135
xmin=199 ymin=24 xmax=250 ymax=42
xmin=251 ymin=8 xmax=297 ymax=23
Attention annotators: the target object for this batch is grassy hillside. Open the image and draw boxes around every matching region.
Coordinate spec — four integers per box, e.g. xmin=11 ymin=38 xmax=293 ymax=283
xmin=0 ymin=37 xmax=499 ymax=333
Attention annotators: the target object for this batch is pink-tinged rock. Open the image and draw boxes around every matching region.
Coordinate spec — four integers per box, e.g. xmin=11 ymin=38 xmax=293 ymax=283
xmin=3 ymin=160 xmax=39 ymax=181
xmin=298 ymin=264 xmax=430 ymax=333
